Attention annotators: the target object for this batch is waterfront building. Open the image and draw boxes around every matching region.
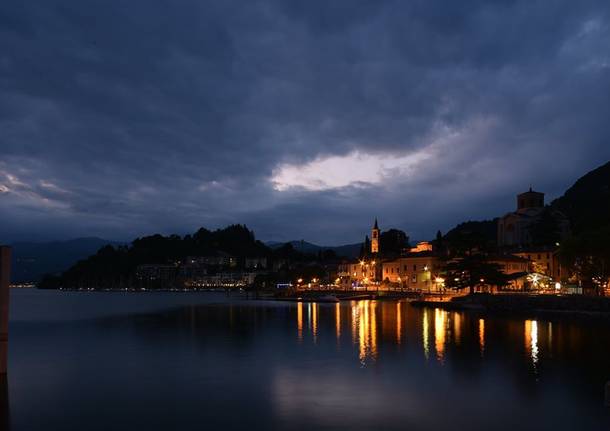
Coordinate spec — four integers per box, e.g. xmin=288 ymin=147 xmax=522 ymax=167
xmin=513 ymin=248 xmax=563 ymax=280
xmin=178 ymin=262 xmax=208 ymax=279
xmin=487 ymin=255 xmax=530 ymax=290
xmin=135 ymin=264 xmax=178 ymax=281
xmin=272 ymin=258 xmax=290 ymax=272
xmin=184 ymin=272 xmax=258 ymax=288
xmin=245 ymin=257 xmax=267 ymax=270
xmin=382 ymin=253 xmax=441 ymax=292
xmin=337 ymin=258 xmax=380 ymax=287
xmin=186 ymin=253 xmax=237 ymax=268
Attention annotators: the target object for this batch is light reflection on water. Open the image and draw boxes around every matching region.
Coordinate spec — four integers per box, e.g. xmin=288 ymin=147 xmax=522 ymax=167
xmin=434 ymin=308 xmax=447 ymax=363
xmin=525 ymin=320 xmax=540 ymax=370
xmin=293 ymin=301 xmax=553 ymax=370
xmin=7 ymin=290 xmax=610 ymax=431
xmin=454 ymin=312 xmax=462 ymax=345
xmin=479 ymin=318 xmax=486 ymax=357
xmin=335 ymin=302 xmax=341 ymax=340
xmin=297 ymin=301 xmax=303 ymax=342
xmin=423 ymin=308 xmax=430 ymax=360
xmin=396 ymin=301 xmax=402 ymax=345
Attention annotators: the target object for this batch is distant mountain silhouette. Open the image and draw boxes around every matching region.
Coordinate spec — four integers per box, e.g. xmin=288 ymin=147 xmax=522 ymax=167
xmin=10 ymin=237 xmax=124 ymax=283
xmin=549 ymin=160 xmax=610 ymax=235
xmin=266 ymin=240 xmax=361 ymax=259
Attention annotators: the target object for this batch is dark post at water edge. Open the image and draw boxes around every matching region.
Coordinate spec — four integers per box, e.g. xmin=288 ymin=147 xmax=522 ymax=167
xmin=0 ymin=246 xmax=11 ymax=374
xmin=0 ymin=246 xmax=10 ymax=430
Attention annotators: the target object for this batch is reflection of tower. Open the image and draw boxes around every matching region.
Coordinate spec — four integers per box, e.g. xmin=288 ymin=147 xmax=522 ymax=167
xmin=371 ymin=218 xmax=379 ymax=254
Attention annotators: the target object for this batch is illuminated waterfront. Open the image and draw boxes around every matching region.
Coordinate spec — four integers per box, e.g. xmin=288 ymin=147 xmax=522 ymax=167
xmin=6 ymin=289 xmax=610 ymax=430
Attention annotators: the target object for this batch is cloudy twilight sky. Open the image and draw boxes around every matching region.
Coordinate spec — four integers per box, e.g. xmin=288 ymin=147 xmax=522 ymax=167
xmin=1 ymin=1 xmax=610 ymax=245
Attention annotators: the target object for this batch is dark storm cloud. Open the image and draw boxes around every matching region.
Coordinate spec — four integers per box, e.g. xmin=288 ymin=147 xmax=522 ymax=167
xmin=1 ymin=0 xmax=609 ymax=243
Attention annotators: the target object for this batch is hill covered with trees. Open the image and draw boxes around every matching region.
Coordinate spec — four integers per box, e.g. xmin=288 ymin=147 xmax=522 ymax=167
xmin=40 ymin=225 xmax=273 ymax=289
xmin=550 ymin=161 xmax=610 ymax=235
xmin=552 ymin=161 xmax=610 ymax=292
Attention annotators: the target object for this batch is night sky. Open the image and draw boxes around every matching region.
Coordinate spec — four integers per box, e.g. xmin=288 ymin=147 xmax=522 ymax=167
xmin=1 ymin=1 xmax=610 ymax=245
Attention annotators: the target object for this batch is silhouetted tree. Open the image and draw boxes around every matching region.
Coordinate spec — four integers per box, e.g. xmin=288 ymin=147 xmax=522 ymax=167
xmin=379 ymin=229 xmax=409 ymax=257
xmin=444 ymin=255 xmax=509 ymax=294
xmin=558 ymin=226 xmax=610 ymax=295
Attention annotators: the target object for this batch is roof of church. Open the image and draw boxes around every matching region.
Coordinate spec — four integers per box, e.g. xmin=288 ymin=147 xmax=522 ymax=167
xmin=373 ymin=218 xmax=379 ymax=229
xmin=518 ymin=187 xmax=544 ymax=196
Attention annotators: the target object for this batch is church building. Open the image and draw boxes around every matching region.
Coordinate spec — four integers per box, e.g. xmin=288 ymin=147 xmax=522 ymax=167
xmin=497 ymin=187 xmax=569 ymax=249
xmin=497 ymin=188 xmax=546 ymax=248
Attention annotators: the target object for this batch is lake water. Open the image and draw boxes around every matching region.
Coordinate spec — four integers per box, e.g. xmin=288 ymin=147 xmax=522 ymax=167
xmin=4 ymin=289 xmax=610 ymax=430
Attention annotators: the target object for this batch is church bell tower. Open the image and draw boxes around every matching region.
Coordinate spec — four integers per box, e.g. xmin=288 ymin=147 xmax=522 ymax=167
xmin=371 ymin=218 xmax=380 ymax=254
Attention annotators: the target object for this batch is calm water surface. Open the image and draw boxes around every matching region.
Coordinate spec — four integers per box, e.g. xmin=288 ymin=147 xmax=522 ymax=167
xmin=4 ymin=289 xmax=610 ymax=430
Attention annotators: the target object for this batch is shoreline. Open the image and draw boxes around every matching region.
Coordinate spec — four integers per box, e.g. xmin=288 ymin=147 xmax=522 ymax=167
xmin=411 ymin=293 xmax=610 ymax=321
xmin=24 ymin=288 xmax=610 ymax=320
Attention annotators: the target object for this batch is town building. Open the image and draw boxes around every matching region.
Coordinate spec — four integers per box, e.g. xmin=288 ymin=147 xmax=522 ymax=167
xmin=410 ymin=241 xmax=433 ymax=253
xmin=487 ymin=255 xmax=530 ymax=290
xmin=186 ymin=253 xmax=237 ymax=268
xmin=178 ymin=262 xmax=208 ymax=279
xmin=513 ymin=248 xmax=563 ymax=280
xmin=183 ymin=272 xmax=258 ymax=288
xmin=497 ymin=188 xmax=546 ymax=247
xmin=135 ymin=264 xmax=178 ymax=281
xmin=382 ymin=253 xmax=441 ymax=292
xmin=245 ymin=257 xmax=267 ymax=270
xmin=497 ymin=187 xmax=569 ymax=248
xmin=337 ymin=258 xmax=380 ymax=287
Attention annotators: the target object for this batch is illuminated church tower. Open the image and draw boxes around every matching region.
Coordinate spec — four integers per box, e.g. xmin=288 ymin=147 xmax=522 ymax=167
xmin=371 ymin=218 xmax=380 ymax=254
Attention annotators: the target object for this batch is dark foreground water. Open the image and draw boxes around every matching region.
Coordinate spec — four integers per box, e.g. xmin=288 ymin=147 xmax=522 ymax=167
xmin=4 ymin=289 xmax=610 ymax=430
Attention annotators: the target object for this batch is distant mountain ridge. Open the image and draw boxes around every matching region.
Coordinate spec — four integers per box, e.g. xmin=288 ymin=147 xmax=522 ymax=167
xmin=266 ymin=240 xmax=361 ymax=259
xmin=549 ymin=161 xmax=610 ymax=235
xmin=10 ymin=237 xmax=124 ymax=283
